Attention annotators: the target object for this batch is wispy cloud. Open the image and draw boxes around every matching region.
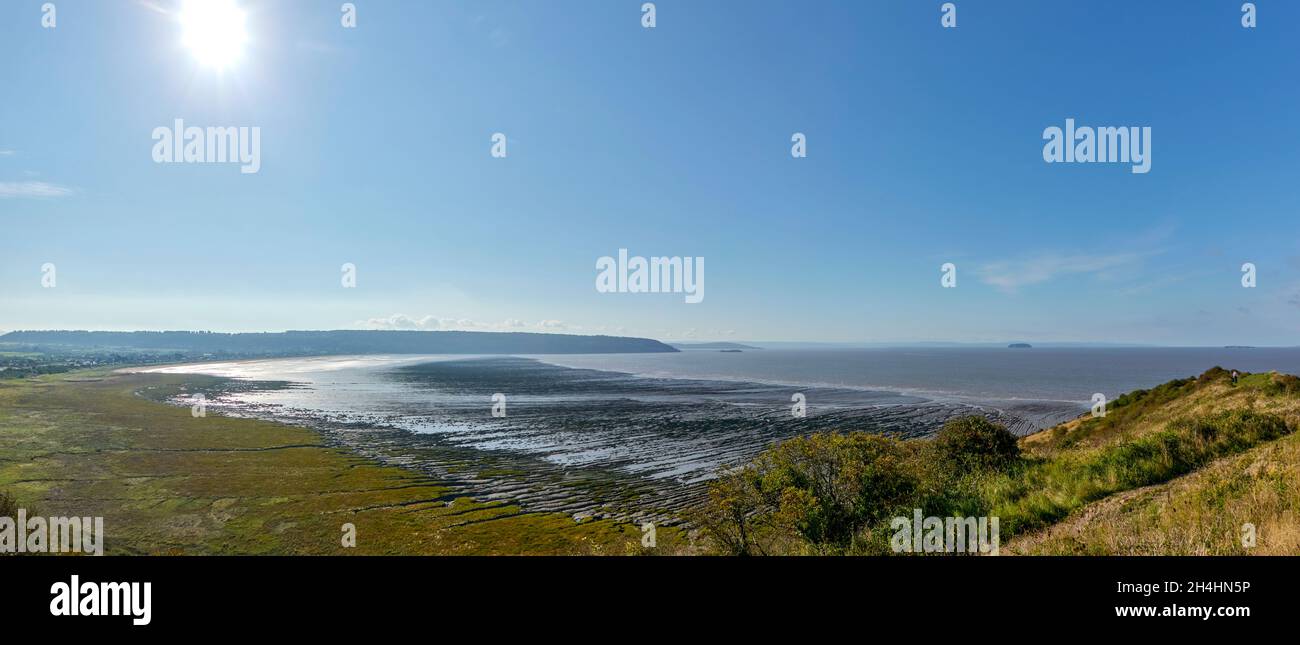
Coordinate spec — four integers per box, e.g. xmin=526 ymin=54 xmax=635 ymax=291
xmin=0 ymin=149 xmax=15 ymax=156
xmin=0 ymin=181 xmax=76 ymax=199
xmin=976 ymin=251 xmax=1149 ymax=292
xmin=1116 ymin=268 xmax=1213 ymax=296
xmin=358 ymin=314 xmax=569 ymax=333
xmin=488 ymin=27 xmax=512 ymax=48
xmin=132 ymin=0 xmax=170 ymax=16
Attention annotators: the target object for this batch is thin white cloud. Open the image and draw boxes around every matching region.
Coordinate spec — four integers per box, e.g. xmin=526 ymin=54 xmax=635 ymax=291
xmin=357 ymin=314 xmax=570 ymax=333
xmin=0 ymin=149 xmax=15 ymax=156
xmin=1117 ymin=273 xmax=1185 ymax=296
xmin=488 ymin=27 xmax=511 ymax=48
xmin=976 ymin=251 xmax=1149 ymax=292
xmin=132 ymin=0 xmax=170 ymax=16
xmin=0 ymin=181 xmax=76 ymax=199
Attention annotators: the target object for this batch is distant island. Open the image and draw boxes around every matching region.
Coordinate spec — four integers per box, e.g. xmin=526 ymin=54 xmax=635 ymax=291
xmin=1008 ymin=343 xmax=1033 ymax=349
xmin=1224 ymin=346 xmax=1255 ymax=349
xmin=0 ymin=330 xmax=678 ymax=356
xmin=670 ymin=342 xmax=762 ymax=351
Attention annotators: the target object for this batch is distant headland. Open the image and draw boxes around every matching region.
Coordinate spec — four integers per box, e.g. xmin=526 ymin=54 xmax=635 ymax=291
xmin=670 ymin=342 xmax=761 ymax=351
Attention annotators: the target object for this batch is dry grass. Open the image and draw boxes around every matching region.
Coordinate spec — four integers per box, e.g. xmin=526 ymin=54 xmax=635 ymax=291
xmin=1026 ymin=371 xmax=1300 ymax=456
xmin=1008 ymin=371 xmax=1300 ymax=555
xmin=1007 ymin=431 xmax=1300 ymax=555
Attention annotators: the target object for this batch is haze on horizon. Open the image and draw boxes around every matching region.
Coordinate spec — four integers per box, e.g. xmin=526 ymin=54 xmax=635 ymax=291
xmin=3 ymin=1 xmax=1299 ymax=346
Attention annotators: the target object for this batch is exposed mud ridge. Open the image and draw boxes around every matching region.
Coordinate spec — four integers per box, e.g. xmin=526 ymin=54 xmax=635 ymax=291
xmin=151 ymin=357 xmax=1079 ymax=526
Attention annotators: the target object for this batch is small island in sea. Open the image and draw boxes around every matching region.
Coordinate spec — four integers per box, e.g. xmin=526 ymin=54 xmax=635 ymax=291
xmin=1008 ymin=343 xmax=1033 ymax=349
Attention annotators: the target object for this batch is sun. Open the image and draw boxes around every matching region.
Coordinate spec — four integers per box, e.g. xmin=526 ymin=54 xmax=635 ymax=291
xmin=180 ymin=0 xmax=248 ymax=70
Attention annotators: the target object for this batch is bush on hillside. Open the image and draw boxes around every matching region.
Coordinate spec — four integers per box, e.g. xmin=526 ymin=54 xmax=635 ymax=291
xmin=694 ymin=433 xmax=923 ymax=554
xmin=933 ymin=416 xmax=1020 ymax=471
xmin=1264 ymin=373 xmax=1300 ymax=396
xmin=0 ymin=489 xmax=24 ymax=519
xmin=0 ymin=490 xmax=36 ymax=557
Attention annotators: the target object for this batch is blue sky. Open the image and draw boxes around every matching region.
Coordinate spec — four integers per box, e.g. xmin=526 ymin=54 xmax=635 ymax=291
xmin=2 ymin=0 xmax=1298 ymax=345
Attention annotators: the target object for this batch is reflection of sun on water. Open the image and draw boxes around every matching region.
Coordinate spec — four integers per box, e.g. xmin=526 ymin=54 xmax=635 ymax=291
xmin=179 ymin=0 xmax=248 ymax=70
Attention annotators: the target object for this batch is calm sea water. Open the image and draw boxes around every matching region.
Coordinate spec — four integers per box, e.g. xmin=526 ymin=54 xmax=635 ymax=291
xmin=534 ymin=347 xmax=1300 ymax=404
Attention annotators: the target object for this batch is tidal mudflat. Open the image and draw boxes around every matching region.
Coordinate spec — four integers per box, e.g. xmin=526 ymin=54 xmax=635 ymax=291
xmin=143 ymin=354 xmax=1081 ymax=524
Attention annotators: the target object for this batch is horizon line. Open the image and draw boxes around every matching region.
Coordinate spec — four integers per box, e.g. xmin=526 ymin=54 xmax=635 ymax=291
xmin=0 ymin=329 xmax=1293 ymax=350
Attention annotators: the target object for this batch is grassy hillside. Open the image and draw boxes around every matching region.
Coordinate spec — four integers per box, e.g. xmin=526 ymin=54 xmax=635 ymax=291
xmin=0 ymin=369 xmax=684 ymax=555
xmin=696 ymin=367 xmax=1300 ymax=555
xmin=1007 ymin=369 xmax=1300 ymax=554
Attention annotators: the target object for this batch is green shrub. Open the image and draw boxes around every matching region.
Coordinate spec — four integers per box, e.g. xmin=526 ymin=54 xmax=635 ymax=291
xmin=697 ymin=405 xmax=1293 ymax=555
xmin=933 ymin=416 xmax=1020 ymax=471
xmin=1199 ymin=366 xmax=1230 ymax=383
xmin=0 ymin=490 xmax=23 ymax=519
xmin=0 ymin=490 xmax=36 ymax=557
xmin=695 ymin=433 xmax=924 ymax=554
xmin=1263 ymin=373 xmax=1300 ymax=396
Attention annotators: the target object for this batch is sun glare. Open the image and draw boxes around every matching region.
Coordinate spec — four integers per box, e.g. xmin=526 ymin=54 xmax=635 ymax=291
xmin=180 ymin=0 xmax=248 ymax=70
